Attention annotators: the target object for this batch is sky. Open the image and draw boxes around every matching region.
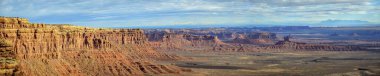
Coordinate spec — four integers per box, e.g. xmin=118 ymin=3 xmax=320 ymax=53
xmin=1 ymin=0 xmax=379 ymax=27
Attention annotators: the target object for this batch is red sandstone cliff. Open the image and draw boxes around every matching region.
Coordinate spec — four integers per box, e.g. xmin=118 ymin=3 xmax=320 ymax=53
xmin=0 ymin=39 xmax=19 ymax=76
xmin=147 ymin=31 xmax=226 ymax=51
xmin=146 ymin=31 xmax=259 ymax=52
xmin=0 ymin=17 xmax=186 ymax=76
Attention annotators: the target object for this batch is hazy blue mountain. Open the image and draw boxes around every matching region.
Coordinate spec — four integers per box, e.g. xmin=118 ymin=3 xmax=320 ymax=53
xmin=317 ymin=19 xmax=372 ymax=26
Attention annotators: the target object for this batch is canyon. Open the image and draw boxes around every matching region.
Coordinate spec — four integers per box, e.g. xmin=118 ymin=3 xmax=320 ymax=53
xmin=0 ymin=17 xmax=187 ymax=76
xmin=143 ymin=27 xmax=379 ymax=76
xmin=1 ymin=17 xmax=379 ymax=76
xmin=144 ymin=28 xmax=363 ymax=52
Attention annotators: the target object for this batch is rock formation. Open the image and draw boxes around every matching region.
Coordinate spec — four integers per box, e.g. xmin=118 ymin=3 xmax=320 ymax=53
xmin=0 ymin=17 xmax=186 ymax=76
xmin=145 ymin=29 xmax=362 ymax=52
xmin=0 ymin=39 xmax=19 ymax=76
xmin=265 ymin=36 xmax=362 ymax=51
xmin=231 ymin=32 xmax=276 ymax=44
xmin=0 ymin=16 xmax=45 ymax=29
xmin=146 ymin=30 xmax=263 ymax=52
xmin=147 ymin=30 xmax=226 ymax=51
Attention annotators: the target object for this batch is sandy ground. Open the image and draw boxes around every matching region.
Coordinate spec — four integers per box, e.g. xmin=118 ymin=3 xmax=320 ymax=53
xmin=157 ymin=51 xmax=380 ymax=76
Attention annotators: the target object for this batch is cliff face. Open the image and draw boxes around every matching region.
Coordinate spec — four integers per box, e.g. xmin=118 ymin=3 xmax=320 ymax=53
xmin=0 ymin=17 xmax=184 ymax=76
xmin=147 ymin=31 xmax=225 ymax=51
xmin=146 ymin=29 xmax=361 ymax=52
xmin=231 ymin=32 xmax=276 ymax=44
xmin=0 ymin=39 xmax=19 ymax=76
xmin=0 ymin=17 xmax=45 ymax=29
xmin=146 ymin=31 xmax=256 ymax=52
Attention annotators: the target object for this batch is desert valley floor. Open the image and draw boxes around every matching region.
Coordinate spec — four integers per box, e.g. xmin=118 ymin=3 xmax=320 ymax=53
xmin=158 ymin=51 xmax=380 ymax=76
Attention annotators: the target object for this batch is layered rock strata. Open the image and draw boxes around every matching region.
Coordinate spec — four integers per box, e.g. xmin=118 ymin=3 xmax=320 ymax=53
xmin=232 ymin=32 xmax=276 ymax=44
xmin=0 ymin=39 xmax=19 ymax=76
xmin=146 ymin=29 xmax=361 ymax=52
xmin=148 ymin=31 xmax=225 ymax=51
xmin=146 ymin=31 xmax=259 ymax=52
xmin=0 ymin=17 xmax=185 ymax=76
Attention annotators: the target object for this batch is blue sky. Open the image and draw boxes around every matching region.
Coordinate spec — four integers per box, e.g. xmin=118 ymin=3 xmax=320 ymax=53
xmin=1 ymin=0 xmax=379 ymax=27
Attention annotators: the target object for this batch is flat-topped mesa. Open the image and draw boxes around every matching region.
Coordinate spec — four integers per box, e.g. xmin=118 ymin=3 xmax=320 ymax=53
xmin=183 ymin=34 xmax=214 ymax=40
xmin=232 ymin=32 xmax=276 ymax=44
xmin=180 ymin=34 xmax=225 ymax=48
xmin=266 ymin=36 xmax=362 ymax=51
xmin=1 ymin=28 xmax=153 ymax=58
xmin=146 ymin=31 xmax=253 ymax=52
xmin=0 ymin=17 xmax=46 ymax=29
xmin=0 ymin=17 xmax=186 ymax=76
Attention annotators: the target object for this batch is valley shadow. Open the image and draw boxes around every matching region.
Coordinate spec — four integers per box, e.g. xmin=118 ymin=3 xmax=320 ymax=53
xmin=176 ymin=63 xmax=255 ymax=70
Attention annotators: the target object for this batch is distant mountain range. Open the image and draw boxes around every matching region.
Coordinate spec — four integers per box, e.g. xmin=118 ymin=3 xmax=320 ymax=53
xmin=112 ymin=19 xmax=378 ymax=28
xmin=315 ymin=19 xmax=374 ymax=27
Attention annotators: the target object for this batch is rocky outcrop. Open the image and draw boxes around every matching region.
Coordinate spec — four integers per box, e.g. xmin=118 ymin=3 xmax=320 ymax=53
xmin=0 ymin=39 xmax=19 ymax=76
xmin=146 ymin=31 xmax=263 ymax=52
xmin=148 ymin=33 xmax=218 ymax=50
xmin=0 ymin=17 xmax=45 ymax=29
xmin=146 ymin=29 xmax=362 ymax=52
xmin=145 ymin=28 xmax=248 ymax=40
xmin=265 ymin=36 xmax=362 ymax=51
xmin=183 ymin=34 xmax=226 ymax=46
xmin=231 ymin=32 xmax=276 ymax=44
xmin=148 ymin=31 xmax=192 ymax=50
xmin=147 ymin=31 xmax=230 ymax=51
xmin=0 ymin=17 xmax=186 ymax=76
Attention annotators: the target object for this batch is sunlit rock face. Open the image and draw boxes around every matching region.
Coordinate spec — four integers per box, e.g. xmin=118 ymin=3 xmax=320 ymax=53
xmin=0 ymin=17 xmax=185 ymax=76
xmin=231 ymin=32 xmax=276 ymax=44
xmin=0 ymin=38 xmax=18 ymax=76
xmin=147 ymin=31 xmax=226 ymax=51
xmin=146 ymin=30 xmax=264 ymax=52
xmin=0 ymin=17 xmax=45 ymax=29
